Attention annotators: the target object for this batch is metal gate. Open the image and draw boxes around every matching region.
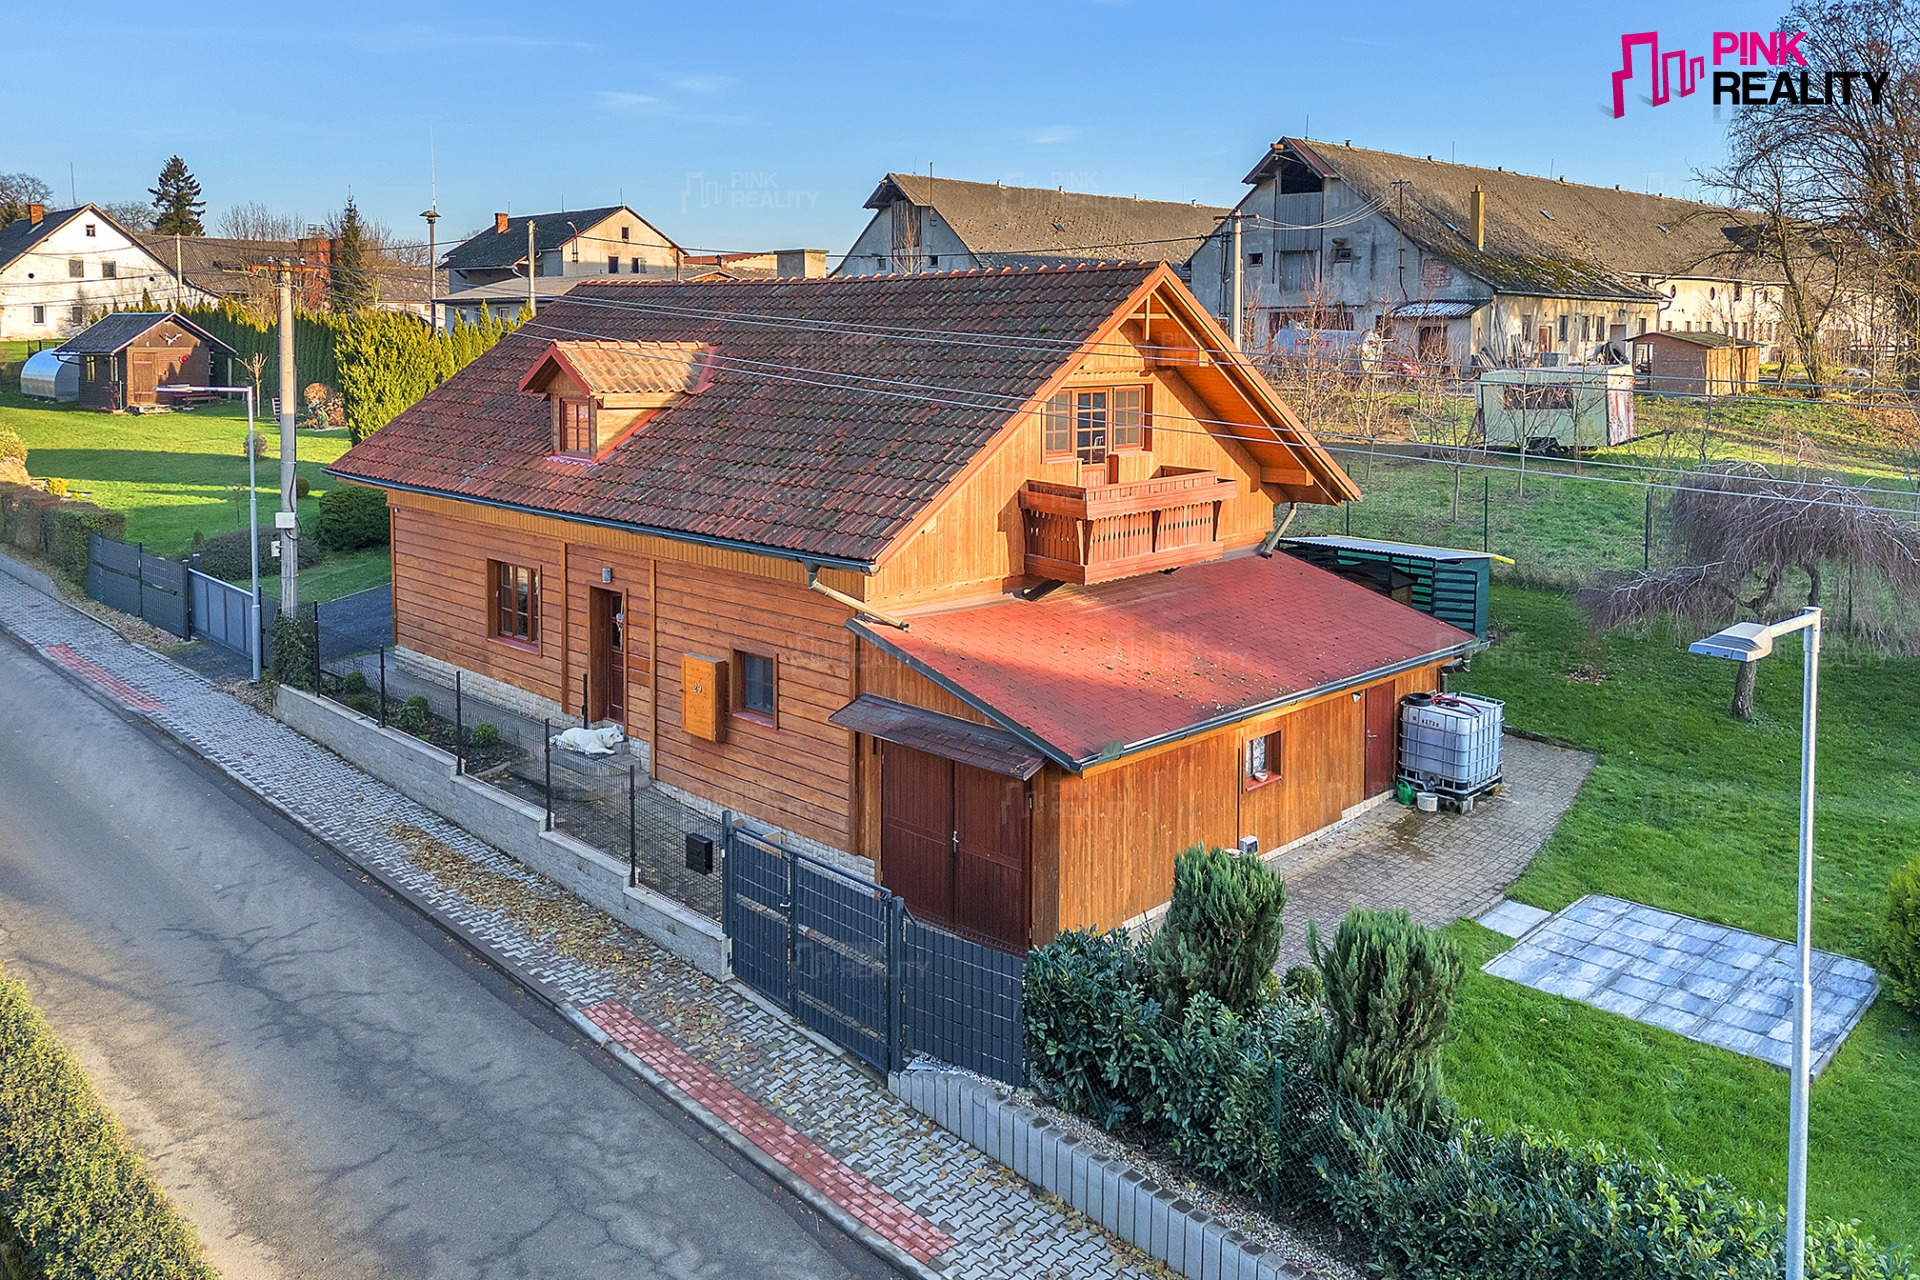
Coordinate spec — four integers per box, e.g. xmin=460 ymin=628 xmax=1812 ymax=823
xmin=722 ymin=821 xmax=1024 ymax=1084
xmin=84 ymin=534 xmax=188 ymax=637
xmin=188 ymin=565 xmax=256 ymax=656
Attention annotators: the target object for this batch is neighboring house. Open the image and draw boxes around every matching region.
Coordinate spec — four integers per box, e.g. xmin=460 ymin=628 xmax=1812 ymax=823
xmin=330 ymin=264 xmax=1478 ymax=952
xmin=1188 ymin=139 xmax=1795 ymax=368
xmin=438 ymin=206 xmax=685 ymax=326
xmin=52 ymin=312 xmax=236 ymax=411
xmin=134 ymin=233 xmax=335 ymax=312
xmin=837 ymin=174 xmax=1228 ymax=279
xmin=0 ymin=205 xmax=200 ymax=340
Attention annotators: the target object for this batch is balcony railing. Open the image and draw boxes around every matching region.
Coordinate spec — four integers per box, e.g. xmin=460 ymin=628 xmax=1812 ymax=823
xmin=1018 ymin=466 xmax=1237 ymax=585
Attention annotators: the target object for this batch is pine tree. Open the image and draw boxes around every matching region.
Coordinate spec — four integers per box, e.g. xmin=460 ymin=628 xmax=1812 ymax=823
xmin=1310 ymin=908 xmax=1462 ymax=1134
xmin=327 ymin=197 xmax=376 ymax=314
xmin=148 ymin=156 xmax=205 ymax=235
xmin=1142 ymin=845 xmax=1286 ymax=1018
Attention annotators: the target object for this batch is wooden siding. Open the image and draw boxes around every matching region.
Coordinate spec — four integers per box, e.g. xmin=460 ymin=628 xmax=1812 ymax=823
xmin=852 ymin=641 xmax=997 ymax=869
xmin=652 ymin=560 xmax=856 ymax=850
xmin=562 ymin=542 xmax=651 ymax=730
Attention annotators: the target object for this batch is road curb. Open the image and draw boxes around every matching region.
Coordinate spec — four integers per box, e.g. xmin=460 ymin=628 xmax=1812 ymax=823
xmin=0 ymin=571 xmax=928 ymax=1279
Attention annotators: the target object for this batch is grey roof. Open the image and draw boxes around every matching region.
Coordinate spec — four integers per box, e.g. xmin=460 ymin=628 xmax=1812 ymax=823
xmin=1283 ymin=535 xmax=1496 ymax=562
xmin=0 ymin=206 xmax=87 ymax=269
xmin=1632 ymin=329 xmax=1762 ymax=349
xmin=1255 ymin=139 xmax=1783 ymax=302
xmin=442 ymin=206 xmax=667 ymax=272
xmin=53 ymin=312 xmax=236 ymax=357
xmin=865 ymin=174 xmax=1229 ymax=267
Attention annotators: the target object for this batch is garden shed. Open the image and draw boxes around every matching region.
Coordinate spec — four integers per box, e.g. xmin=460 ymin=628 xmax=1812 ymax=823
xmin=1281 ymin=536 xmax=1505 ymax=638
xmin=1476 ymin=364 xmax=1634 ymax=451
xmin=1630 ymin=329 xmax=1762 ymax=395
xmin=52 ymin=312 xmax=234 ymax=412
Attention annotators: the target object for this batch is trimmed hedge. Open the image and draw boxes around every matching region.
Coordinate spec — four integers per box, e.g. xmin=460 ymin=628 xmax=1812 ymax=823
xmin=269 ymin=612 xmax=318 ymax=690
xmin=0 ymin=966 xmax=217 ymax=1279
xmin=314 ymin=484 xmax=387 ymax=553
xmin=193 ymin=527 xmax=324 ymax=583
xmin=0 ymin=483 xmax=126 ymax=581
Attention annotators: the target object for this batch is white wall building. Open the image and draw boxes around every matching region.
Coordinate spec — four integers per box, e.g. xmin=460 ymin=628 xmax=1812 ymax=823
xmin=0 ymin=205 xmax=202 ymax=340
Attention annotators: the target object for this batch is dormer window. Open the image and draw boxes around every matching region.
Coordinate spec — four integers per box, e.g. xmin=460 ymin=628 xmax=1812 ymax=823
xmin=519 ymin=339 xmax=718 ymax=461
xmin=559 ymin=398 xmax=594 ymax=455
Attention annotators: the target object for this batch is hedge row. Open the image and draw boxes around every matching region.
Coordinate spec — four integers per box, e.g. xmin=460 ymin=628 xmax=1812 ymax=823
xmin=1023 ymin=928 xmax=1912 ymax=1280
xmin=0 ymin=483 xmax=126 ymax=582
xmin=0 ymin=967 xmax=217 ymax=1279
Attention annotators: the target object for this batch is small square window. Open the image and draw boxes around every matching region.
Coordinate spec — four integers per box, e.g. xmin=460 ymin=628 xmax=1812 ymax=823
xmin=1331 ymin=239 xmax=1354 ymax=263
xmin=31 ymin=305 xmax=45 ymax=325
xmin=69 ymin=305 xmax=84 ymax=323
xmin=1042 ymin=391 xmax=1073 ymax=458
xmin=876 ymin=256 xmax=889 ymax=271
xmin=928 ymin=255 xmax=939 ymax=266
xmin=1245 ymin=728 xmax=1282 ymax=787
xmin=607 ymin=256 xmax=619 ymax=273
xmin=84 ymin=223 xmax=96 ymax=237
xmin=102 ymin=259 xmax=117 ymax=278
xmin=1247 ymin=251 xmax=1263 ymax=266
xmin=733 ymin=651 xmax=777 ymax=723
xmin=620 ymin=226 xmax=630 ymax=241
xmin=68 ymin=258 xmax=85 ymax=278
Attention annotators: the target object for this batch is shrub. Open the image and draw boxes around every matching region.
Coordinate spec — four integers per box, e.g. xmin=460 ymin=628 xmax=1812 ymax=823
xmin=1311 ymin=908 xmax=1462 ymax=1134
xmin=1153 ymin=993 xmax=1319 ymax=1194
xmin=1022 ymin=929 xmax=1161 ymax=1129
xmin=1143 ymin=845 xmax=1286 ymax=1018
xmin=393 ymin=695 xmax=430 ymax=735
xmin=1885 ymin=850 xmax=1920 ymax=1015
xmin=470 ymin=722 xmax=500 ymax=749
xmin=194 ymin=525 xmax=325 ymax=580
xmin=43 ymin=501 xmax=126 ymax=580
xmin=294 ymin=475 xmax=311 ymax=500
xmin=0 ymin=424 xmax=23 ymax=466
xmin=191 ymin=529 xmax=205 ymax=548
xmin=342 ymin=670 xmax=369 ymax=695
xmin=1283 ymin=964 xmax=1324 ymax=1005
xmin=347 ymin=693 xmax=377 ymax=716
xmin=315 ymin=482 xmax=389 ymax=552
xmin=42 ymin=477 xmax=67 ymax=497
xmin=269 ymin=612 xmax=318 ymax=690
xmin=0 ymin=966 xmax=217 ymax=1279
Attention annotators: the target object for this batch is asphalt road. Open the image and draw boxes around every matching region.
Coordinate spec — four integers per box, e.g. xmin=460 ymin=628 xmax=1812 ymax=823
xmin=0 ymin=632 xmax=895 ymax=1280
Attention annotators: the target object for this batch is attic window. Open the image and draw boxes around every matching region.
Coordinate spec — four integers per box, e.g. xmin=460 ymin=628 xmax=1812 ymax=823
xmin=1657 ymin=225 xmax=1671 ymax=234
xmin=1051 ymin=222 xmax=1064 ymax=231
xmin=1538 ymin=210 xmax=1554 ymax=220
xmin=85 ymin=223 xmax=96 ymax=237
xmin=558 ymin=398 xmax=594 ymax=455
xmin=1442 ymin=221 xmax=1458 ymax=233
xmin=621 ymin=226 xmax=630 ymax=241
xmin=1331 ymin=239 xmax=1355 ymax=263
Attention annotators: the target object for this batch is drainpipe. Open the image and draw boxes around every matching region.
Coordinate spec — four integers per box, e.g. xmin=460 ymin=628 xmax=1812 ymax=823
xmin=1256 ymin=502 xmax=1299 ymax=558
xmin=806 ymin=565 xmax=909 ymax=629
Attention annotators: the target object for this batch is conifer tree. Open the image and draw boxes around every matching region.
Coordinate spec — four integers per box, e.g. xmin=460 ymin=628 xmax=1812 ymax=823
xmin=149 ymin=157 xmax=205 ymax=235
xmin=327 ymin=197 xmax=376 ymax=314
xmin=1142 ymin=845 xmax=1286 ymax=1018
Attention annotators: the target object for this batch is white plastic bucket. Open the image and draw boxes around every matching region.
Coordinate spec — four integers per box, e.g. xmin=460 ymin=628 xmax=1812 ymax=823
xmin=1415 ymin=792 xmax=1439 ymax=812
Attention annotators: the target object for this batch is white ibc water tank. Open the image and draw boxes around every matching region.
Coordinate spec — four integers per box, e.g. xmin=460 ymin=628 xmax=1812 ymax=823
xmin=1398 ymin=693 xmax=1504 ymax=791
xmin=20 ymin=349 xmax=78 ymax=402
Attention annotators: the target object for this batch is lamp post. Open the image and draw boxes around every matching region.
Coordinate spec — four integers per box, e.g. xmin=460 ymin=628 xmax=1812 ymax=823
xmin=1688 ymin=607 xmax=1821 ymax=1280
xmin=161 ymin=384 xmax=262 ymax=681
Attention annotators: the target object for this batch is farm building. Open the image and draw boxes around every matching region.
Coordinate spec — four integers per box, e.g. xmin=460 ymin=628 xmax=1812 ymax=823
xmin=52 ymin=312 xmax=235 ymax=411
xmin=1476 ymin=364 xmax=1634 ymax=450
xmin=329 ymin=264 xmax=1479 ymax=952
xmin=1632 ymin=329 xmax=1763 ymax=395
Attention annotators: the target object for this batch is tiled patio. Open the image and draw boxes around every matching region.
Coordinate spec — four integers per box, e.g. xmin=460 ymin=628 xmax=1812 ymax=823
xmin=1481 ymin=894 xmax=1881 ymax=1074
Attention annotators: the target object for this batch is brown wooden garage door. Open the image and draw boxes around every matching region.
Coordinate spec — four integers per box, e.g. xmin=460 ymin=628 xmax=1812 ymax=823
xmin=879 ymin=742 xmax=1028 ymax=952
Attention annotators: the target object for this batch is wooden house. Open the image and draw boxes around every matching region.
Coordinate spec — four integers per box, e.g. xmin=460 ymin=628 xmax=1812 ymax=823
xmin=330 ymin=264 xmax=1478 ymax=952
xmin=52 ymin=312 xmax=235 ymax=411
xmin=1631 ymin=329 xmax=1763 ymax=395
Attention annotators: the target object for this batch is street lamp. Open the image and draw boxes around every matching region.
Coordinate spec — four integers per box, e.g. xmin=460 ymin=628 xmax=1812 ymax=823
xmin=160 ymin=384 xmax=263 ymax=681
xmin=1689 ymin=606 xmax=1821 ymax=1280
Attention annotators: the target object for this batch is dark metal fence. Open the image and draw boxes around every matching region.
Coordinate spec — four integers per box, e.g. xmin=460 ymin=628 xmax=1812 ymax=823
xmin=85 ymin=534 xmax=188 ymax=637
xmin=722 ymin=821 xmax=1024 ymax=1085
xmin=186 ymin=562 xmax=256 ymax=656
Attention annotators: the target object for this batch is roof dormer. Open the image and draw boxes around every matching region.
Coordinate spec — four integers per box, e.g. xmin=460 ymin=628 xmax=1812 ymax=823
xmin=519 ymin=339 xmax=716 ymax=461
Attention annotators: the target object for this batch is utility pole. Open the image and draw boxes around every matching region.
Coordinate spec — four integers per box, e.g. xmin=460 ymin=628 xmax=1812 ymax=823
xmin=526 ymin=219 xmax=538 ymax=318
xmin=174 ymin=233 xmax=184 ymax=309
xmin=421 ymin=206 xmax=440 ymax=332
xmin=276 ymin=263 xmax=299 ymax=616
xmin=1389 ymin=179 xmax=1412 ymax=305
xmin=1230 ymin=212 xmax=1244 ymax=350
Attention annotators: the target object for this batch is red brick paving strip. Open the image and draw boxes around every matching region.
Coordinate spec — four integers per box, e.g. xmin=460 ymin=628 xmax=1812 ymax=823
xmin=581 ymin=1000 xmax=956 ymax=1263
xmin=43 ymin=644 xmax=167 ymax=713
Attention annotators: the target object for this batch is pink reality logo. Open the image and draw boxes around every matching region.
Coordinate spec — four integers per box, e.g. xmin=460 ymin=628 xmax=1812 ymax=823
xmin=1609 ymin=30 xmax=1885 ymax=117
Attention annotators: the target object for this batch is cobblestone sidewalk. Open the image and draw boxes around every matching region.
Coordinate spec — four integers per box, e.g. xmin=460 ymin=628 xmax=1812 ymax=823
xmin=0 ymin=566 xmax=1171 ymax=1280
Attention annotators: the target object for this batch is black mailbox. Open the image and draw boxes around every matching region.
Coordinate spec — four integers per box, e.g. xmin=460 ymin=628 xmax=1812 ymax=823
xmin=685 ymin=833 xmax=714 ymax=875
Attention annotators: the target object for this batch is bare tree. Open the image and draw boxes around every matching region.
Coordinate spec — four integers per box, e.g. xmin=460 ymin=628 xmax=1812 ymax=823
xmin=1583 ymin=461 xmax=1920 ymax=716
xmin=217 ymin=202 xmax=304 ymax=242
xmin=98 ymin=199 xmax=155 ymax=232
xmin=0 ymin=172 xmax=52 ymax=226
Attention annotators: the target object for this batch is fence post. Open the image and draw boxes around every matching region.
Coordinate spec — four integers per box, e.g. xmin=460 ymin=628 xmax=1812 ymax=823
xmin=786 ymin=843 xmax=800 ymax=1015
xmin=543 ymin=719 xmax=553 ymax=831
xmin=1643 ymin=485 xmax=1653 ymax=570
xmin=581 ymin=673 xmax=589 ymax=728
xmin=1482 ymin=476 xmax=1490 ymax=552
xmin=378 ymin=646 xmax=387 ymax=727
xmin=136 ymin=542 xmax=145 ymax=619
xmin=454 ymin=671 xmax=464 ymax=775
xmin=628 ymin=764 xmax=637 ymax=888
xmin=887 ymin=895 xmax=905 ymax=1073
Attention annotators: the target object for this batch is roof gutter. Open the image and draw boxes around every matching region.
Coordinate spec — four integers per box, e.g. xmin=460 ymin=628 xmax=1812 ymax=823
xmin=323 ymin=470 xmax=878 ymax=574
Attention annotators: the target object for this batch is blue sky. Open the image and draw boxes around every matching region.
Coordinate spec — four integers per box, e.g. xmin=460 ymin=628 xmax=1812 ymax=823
xmin=14 ymin=0 xmax=1760 ymax=259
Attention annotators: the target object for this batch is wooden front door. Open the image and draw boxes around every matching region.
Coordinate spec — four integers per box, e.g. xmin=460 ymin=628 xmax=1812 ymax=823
xmin=1363 ymin=684 xmax=1397 ymax=796
xmin=880 ymin=744 xmax=1029 ymax=952
xmin=127 ymin=351 xmax=160 ymax=406
xmin=588 ymin=587 xmax=625 ymax=724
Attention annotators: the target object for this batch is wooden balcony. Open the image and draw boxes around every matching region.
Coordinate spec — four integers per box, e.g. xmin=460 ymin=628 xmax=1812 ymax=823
xmin=1018 ymin=466 xmax=1238 ymax=585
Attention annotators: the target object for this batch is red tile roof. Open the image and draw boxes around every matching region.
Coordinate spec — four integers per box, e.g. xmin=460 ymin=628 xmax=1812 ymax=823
xmin=521 ymin=339 xmax=716 ymax=396
xmin=854 ymin=554 xmax=1476 ymax=768
xmin=331 ymin=264 xmax=1167 ymax=565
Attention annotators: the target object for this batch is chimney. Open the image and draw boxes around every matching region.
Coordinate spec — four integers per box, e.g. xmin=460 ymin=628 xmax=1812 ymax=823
xmin=28 ymin=203 xmax=44 ymax=225
xmin=1469 ymin=185 xmax=1485 ymax=251
xmin=494 ymin=212 xmax=509 ymax=234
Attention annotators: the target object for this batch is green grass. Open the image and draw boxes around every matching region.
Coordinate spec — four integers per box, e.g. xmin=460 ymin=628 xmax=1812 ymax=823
xmin=257 ymin=546 xmax=393 ymax=605
xmin=1440 ymin=587 xmax=1920 ymax=1244
xmin=0 ymin=372 xmax=370 ymax=563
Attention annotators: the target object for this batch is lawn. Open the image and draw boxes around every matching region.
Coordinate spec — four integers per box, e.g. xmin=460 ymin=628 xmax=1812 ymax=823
xmin=1443 ymin=586 xmax=1920 ymax=1244
xmin=257 ymin=546 xmax=392 ymax=605
xmin=2 ymin=359 xmax=388 ymax=602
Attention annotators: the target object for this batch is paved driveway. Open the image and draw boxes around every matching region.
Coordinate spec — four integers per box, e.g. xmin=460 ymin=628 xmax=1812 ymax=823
xmin=1270 ymin=735 xmax=1596 ymax=968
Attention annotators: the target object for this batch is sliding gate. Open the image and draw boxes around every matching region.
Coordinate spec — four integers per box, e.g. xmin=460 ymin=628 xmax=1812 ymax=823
xmin=722 ymin=822 xmax=1023 ymax=1084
